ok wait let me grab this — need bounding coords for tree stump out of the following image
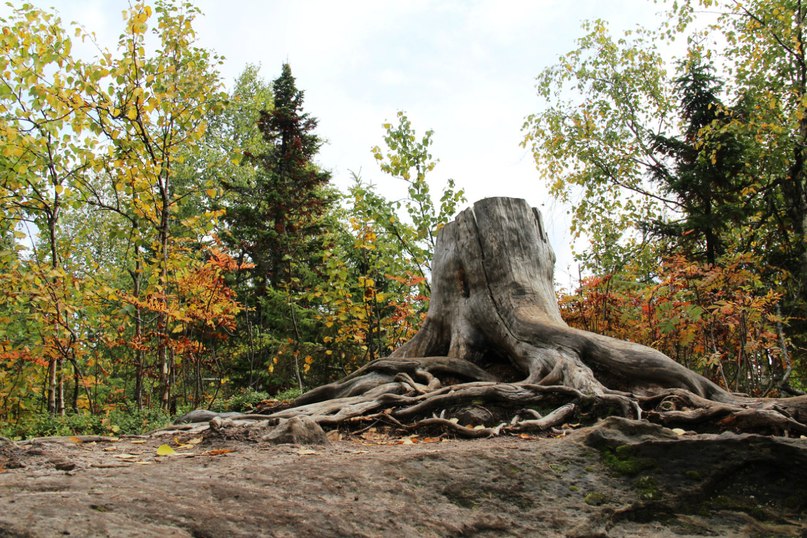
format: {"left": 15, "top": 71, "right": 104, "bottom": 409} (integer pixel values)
{"left": 264, "top": 198, "right": 807, "bottom": 436}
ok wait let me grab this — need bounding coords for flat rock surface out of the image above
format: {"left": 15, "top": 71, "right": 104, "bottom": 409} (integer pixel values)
{"left": 1, "top": 419, "right": 805, "bottom": 537}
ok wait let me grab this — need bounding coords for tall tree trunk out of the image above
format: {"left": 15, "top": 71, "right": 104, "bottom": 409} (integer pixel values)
{"left": 47, "top": 203, "right": 65, "bottom": 415}
{"left": 46, "top": 357, "right": 57, "bottom": 415}
{"left": 56, "top": 360, "right": 64, "bottom": 416}
{"left": 156, "top": 157, "right": 172, "bottom": 412}
{"left": 131, "top": 256, "right": 145, "bottom": 410}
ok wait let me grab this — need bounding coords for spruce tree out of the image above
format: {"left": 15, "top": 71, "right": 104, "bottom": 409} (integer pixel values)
{"left": 218, "top": 64, "right": 334, "bottom": 390}
{"left": 648, "top": 57, "right": 748, "bottom": 264}
{"left": 223, "top": 63, "right": 333, "bottom": 300}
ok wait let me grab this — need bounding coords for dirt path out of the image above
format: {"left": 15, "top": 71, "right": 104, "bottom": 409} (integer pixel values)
{"left": 1, "top": 419, "right": 805, "bottom": 537}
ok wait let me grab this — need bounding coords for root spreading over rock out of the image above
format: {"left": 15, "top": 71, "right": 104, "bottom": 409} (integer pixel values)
{"left": 178, "top": 198, "right": 807, "bottom": 439}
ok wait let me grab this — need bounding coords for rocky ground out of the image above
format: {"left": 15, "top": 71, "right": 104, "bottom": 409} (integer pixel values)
{"left": 0, "top": 417, "right": 805, "bottom": 537}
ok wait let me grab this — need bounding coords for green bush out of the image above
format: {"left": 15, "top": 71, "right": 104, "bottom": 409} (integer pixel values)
{"left": 275, "top": 387, "right": 302, "bottom": 401}
{"left": 0, "top": 388, "right": 308, "bottom": 440}
{"left": 106, "top": 408, "right": 173, "bottom": 435}
{"left": 0, "top": 408, "right": 174, "bottom": 440}
{"left": 210, "top": 389, "right": 271, "bottom": 412}
{"left": 0, "top": 412, "right": 102, "bottom": 439}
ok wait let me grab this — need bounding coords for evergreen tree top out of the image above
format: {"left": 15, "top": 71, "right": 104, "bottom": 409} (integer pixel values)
{"left": 272, "top": 63, "right": 304, "bottom": 115}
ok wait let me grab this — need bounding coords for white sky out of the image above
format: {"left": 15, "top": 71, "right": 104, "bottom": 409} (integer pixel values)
{"left": 7, "top": 0, "right": 663, "bottom": 289}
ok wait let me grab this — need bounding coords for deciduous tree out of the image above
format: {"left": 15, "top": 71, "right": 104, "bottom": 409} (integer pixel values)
{"left": 522, "top": 2, "right": 806, "bottom": 387}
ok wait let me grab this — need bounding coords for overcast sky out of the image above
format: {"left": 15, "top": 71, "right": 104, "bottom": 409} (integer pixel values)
{"left": 9, "top": 0, "right": 662, "bottom": 288}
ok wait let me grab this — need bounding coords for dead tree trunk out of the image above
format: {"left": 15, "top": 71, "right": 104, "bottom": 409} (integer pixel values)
{"left": 258, "top": 198, "right": 807, "bottom": 436}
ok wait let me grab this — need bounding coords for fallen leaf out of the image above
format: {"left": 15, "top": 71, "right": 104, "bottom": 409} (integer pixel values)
{"left": 103, "top": 446, "right": 117, "bottom": 452}
{"left": 671, "top": 428, "right": 687, "bottom": 436}
{"left": 297, "top": 448, "right": 317, "bottom": 455}
{"left": 206, "top": 449, "right": 235, "bottom": 456}
{"left": 359, "top": 428, "right": 390, "bottom": 444}
{"left": 130, "top": 440, "right": 147, "bottom": 445}
{"left": 134, "top": 461, "right": 154, "bottom": 465}
{"left": 68, "top": 436, "right": 83, "bottom": 444}
{"left": 113, "top": 453, "right": 140, "bottom": 461}
{"left": 156, "top": 444, "right": 177, "bottom": 456}
{"left": 172, "top": 436, "right": 200, "bottom": 448}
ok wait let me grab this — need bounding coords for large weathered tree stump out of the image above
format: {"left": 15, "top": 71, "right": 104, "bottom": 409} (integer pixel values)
{"left": 225, "top": 198, "right": 807, "bottom": 437}
{"left": 390, "top": 197, "right": 725, "bottom": 398}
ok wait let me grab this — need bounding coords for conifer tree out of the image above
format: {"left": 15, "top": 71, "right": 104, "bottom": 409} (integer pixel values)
{"left": 218, "top": 64, "right": 335, "bottom": 391}
{"left": 648, "top": 56, "right": 749, "bottom": 265}
{"left": 223, "top": 63, "right": 333, "bottom": 301}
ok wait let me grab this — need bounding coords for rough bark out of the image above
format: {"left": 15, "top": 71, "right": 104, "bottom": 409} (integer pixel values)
{"left": 201, "top": 198, "right": 807, "bottom": 437}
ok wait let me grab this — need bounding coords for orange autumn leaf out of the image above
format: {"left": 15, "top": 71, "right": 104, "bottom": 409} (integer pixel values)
{"left": 206, "top": 449, "right": 235, "bottom": 456}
